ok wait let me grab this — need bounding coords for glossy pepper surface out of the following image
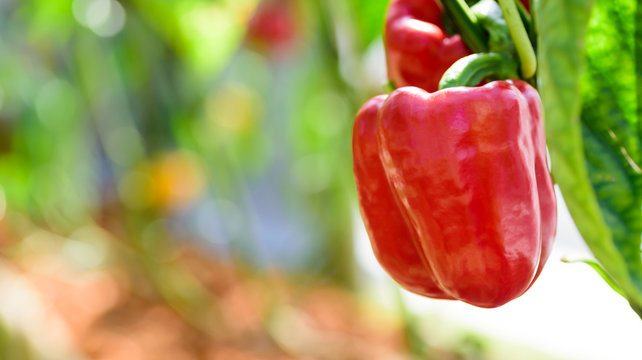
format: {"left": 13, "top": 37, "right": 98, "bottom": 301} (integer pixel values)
{"left": 352, "top": 81, "right": 556, "bottom": 308}
{"left": 384, "top": 0, "right": 470, "bottom": 92}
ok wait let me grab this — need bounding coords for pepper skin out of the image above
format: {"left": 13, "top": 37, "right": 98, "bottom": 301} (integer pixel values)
{"left": 353, "top": 96, "right": 453, "bottom": 299}
{"left": 353, "top": 81, "right": 556, "bottom": 308}
{"left": 384, "top": 0, "right": 470, "bottom": 92}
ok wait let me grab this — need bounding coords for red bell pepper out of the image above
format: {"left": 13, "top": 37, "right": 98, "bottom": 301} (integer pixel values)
{"left": 246, "top": 0, "right": 297, "bottom": 56}
{"left": 353, "top": 95, "right": 453, "bottom": 299}
{"left": 384, "top": 0, "right": 532, "bottom": 92}
{"left": 384, "top": 0, "right": 470, "bottom": 92}
{"left": 352, "top": 80, "right": 556, "bottom": 308}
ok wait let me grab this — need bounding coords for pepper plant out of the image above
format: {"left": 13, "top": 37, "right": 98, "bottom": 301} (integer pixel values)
{"left": 353, "top": 0, "right": 642, "bottom": 317}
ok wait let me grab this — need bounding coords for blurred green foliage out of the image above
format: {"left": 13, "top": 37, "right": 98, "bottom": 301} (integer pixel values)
{"left": 0, "top": 0, "right": 390, "bottom": 355}
{"left": 0, "top": 322, "right": 36, "bottom": 360}
{"left": 0, "top": 0, "right": 393, "bottom": 287}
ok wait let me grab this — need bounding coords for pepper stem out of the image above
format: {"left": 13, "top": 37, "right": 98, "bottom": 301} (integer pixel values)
{"left": 438, "top": 53, "right": 519, "bottom": 89}
{"left": 497, "top": 0, "right": 537, "bottom": 78}
{"left": 441, "top": 0, "right": 489, "bottom": 53}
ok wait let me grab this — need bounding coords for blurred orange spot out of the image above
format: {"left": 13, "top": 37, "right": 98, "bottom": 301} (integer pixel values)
{"left": 85, "top": 331, "right": 146, "bottom": 360}
{"left": 221, "top": 281, "right": 263, "bottom": 334}
{"left": 148, "top": 151, "right": 206, "bottom": 212}
{"left": 27, "top": 269, "right": 123, "bottom": 337}
{"left": 137, "top": 306, "right": 184, "bottom": 346}
{"left": 207, "top": 348, "right": 261, "bottom": 360}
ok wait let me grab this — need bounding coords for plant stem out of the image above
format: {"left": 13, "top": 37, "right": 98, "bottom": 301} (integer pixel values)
{"left": 497, "top": 0, "right": 537, "bottom": 78}
{"left": 441, "top": 0, "right": 488, "bottom": 53}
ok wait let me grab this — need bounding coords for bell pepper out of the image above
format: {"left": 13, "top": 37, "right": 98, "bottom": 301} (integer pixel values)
{"left": 246, "top": 0, "right": 298, "bottom": 56}
{"left": 384, "top": 0, "right": 470, "bottom": 92}
{"left": 352, "top": 80, "right": 556, "bottom": 308}
{"left": 384, "top": 0, "right": 533, "bottom": 92}
{"left": 353, "top": 95, "right": 454, "bottom": 299}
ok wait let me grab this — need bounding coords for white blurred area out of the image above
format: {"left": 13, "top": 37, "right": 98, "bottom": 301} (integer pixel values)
{"left": 354, "top": 187, "right": 642, "bottom": 360}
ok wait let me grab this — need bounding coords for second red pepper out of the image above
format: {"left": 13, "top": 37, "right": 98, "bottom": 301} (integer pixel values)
{"left": 384, "top": 0, "right": 470, "bottom": 92}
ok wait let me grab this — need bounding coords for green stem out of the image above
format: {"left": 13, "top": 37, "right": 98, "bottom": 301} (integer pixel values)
{"left": 497, "top": 0, "right": 537, "bottom": 78}
{"left": 439, "top": 53, "right": 519, "bottom": 89}
{"left": 441, "top": 0, "right": 489, "bottom": 53}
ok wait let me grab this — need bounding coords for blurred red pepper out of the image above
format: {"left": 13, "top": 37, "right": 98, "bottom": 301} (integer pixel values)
{"left": 520, "top": 0, "right": 530, "bottom": 11}
{"left": 384, "top": 0, "right": 470, "bottom": 92}
{"left": 353, "top": 81, "right": 556, "bottom": 308}
{"left": 246, "top": 0, "right": 298, "bottom": 56}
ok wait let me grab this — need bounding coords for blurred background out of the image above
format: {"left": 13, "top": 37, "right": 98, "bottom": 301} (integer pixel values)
{"left": 0, "top": 0, "right": 641, "bottom": 359}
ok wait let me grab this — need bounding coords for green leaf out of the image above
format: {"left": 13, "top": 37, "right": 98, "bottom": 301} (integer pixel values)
{"left": 562, "top": 258, "right": 625, "bottom": 297}
{"left": 534, "top": 0, "right": 607, "bottom": 280}
{"left": 580, "top": 0, "right": 642, "bottom": 305}
{"left": 536, "top": 0, "right": 642, "bottom": 316}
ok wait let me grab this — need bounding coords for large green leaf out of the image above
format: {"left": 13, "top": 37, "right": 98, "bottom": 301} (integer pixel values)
{"left": 536, "top": 0, "right": 642, "bottom": 316}
{"left": 581, "top": 0, "right": 642, "bottom": 307}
